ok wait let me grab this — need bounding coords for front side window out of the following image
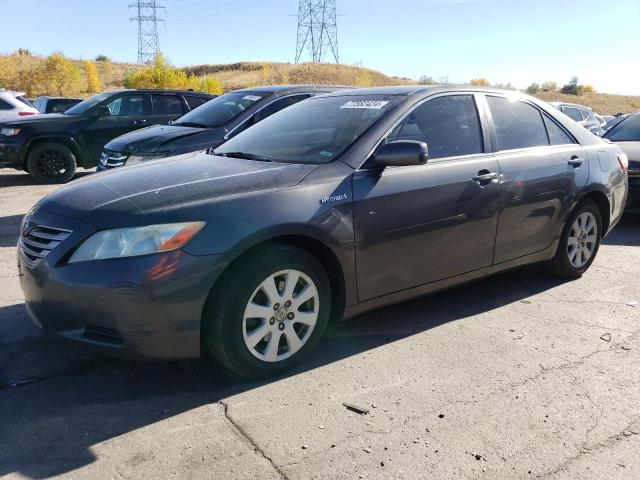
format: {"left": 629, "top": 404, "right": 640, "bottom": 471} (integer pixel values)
{"left": 185, "top": 95, "right": 209, "bottom": 109}
{"left": 106, "top": 94, "right": 146, "bottom": 116}
{"left": 562, "top": 106, "right": 583, "bottom": 122}
{"left": 65, "top": 93, "right": 110, "bottom": 115}
{"left": 215, "top": 95, "right": 398, "bottom": 164}
{"left": 256, "top": 94, "right": 311, "bottom": 120}
{"left": 152, "top": 94, "right": 184, "bottom": 115}
{"left": 487, "top": 96, "right": 548, "bottom": 150}
{"left": 605, "top": 114, "right": 640, "bottom": 142}
{"left": 386, "top": 95, "right": 483, "bottom": 159}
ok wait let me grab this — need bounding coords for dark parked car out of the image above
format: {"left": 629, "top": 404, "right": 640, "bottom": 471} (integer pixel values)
{"left": 550, "top": 102, "right": 604, "bottom": 136}
{"left": 0, "top": 89, "right": 215, "bottom": 183}
{"left": 33, "top": 96, "right": 83, "bottom": 114}
{"left": 603, "top": 112, "right": 640, "bottom": 209}
{"left": 98, "top": 85, "right": 347, "bottom": 170}
{"left": 19, "top": 86, "right": 627, "bottom": 379}
{"left": 603, "top": 114, "right": 629, "bottom": 134}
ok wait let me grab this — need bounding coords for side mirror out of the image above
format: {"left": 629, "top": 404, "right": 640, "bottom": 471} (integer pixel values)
{"left": 91, "top": 106, "right": 111, "bottom": 118}
{"left": 372, "top": 140, "right": 429, "bottom": 168}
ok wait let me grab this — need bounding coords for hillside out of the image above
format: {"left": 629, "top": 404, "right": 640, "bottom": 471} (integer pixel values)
{"left": 1, "top": 53, "right": 638, "bottom": 115}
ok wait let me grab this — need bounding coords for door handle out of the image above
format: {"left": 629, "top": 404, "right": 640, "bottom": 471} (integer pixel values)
{"left": 568, "top": 156, "right": 584, "bottom": 167}
{"left": 130, "top": 119, "right": 148, "bottom": 126}
{"left": 472, "top": 171, "right": 499, "bottom": 183}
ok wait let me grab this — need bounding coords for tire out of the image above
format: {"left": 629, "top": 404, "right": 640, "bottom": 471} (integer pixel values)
{"left": 203, "top": 244, "right": 332, "bottom": 379}
{"left": 26, "top": 142, "right": 77, "bottom": 184}
{"left": 550, "top": 200, "right": 603, "bottom": 278}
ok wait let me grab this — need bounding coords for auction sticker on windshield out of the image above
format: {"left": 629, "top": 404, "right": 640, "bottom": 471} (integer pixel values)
{"left": 243, "top": 95, "right": 262, "bottom": 101}
{"left": 340, "top": 100, "right": 389, "bottom": 109}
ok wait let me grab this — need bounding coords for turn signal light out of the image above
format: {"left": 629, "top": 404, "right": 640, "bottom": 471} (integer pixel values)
{"left": 18, "top": 111, "right": 37, "bottom": 116}
{"left": 616, "top": 153, "right": 628, "bottom": 172}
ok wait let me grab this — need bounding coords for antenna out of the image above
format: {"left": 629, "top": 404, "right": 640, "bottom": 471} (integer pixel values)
{"left": 295, "top": 0, "right": 339, "bottom": 64}
{"left": 129, "top": 1, "right": 165, "bottom": 64}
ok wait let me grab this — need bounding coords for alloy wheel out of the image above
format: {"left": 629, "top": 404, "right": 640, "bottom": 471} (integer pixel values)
{"left": 242, "top": 269, "right": 319, "bottom": 362}
{"left": 567, "top": 212, "right": 597, "bottom": 268}
{"left": 34, "top": 147, "right": 70, "bottom": 180}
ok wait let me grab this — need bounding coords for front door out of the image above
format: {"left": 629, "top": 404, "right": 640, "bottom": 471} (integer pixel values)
{"left": 353, "top": 94, "right": 501, "bottom": 301}
{"left": 484, "top": 95, "right": 589, "bottom": 263}
{"left": 83, "top": 93, "right": 150, "bottom": 164}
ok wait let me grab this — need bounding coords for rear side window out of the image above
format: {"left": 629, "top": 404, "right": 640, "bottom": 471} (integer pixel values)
{"left": 387, "top": 95, "right": 483, "bottom": 159}
{"left": 562, "top": 106, "right": 583, "bottom": 122}
{"left": 543, "top": 116, "right": 575, "bottom": 145}
{"left": 185, "top": 96, "right": 209, "bottom": 110}
{"left": 47, "top": 99, "right": 78, "bottom": 113}
{"left": 579, "top": 108, "right": 591, "bottom": 121}
{"left": 152, "top": 94, "right": 185, "bottom": 115}
{"left": 0, "top": 99, "right": 14, "bottom": 110}
{"left": 487, "top": 96, "right": 548, "bottom": 150}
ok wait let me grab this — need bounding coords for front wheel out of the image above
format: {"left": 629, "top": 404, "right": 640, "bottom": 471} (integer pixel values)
{"left": 550, "top": 200, "right": 602, "bottom": 278}
{"left": 26, "top": 142, "right": 77, "bottom": 184}
{"left": 203, "top": 245, "right": 331, "bottom": 379}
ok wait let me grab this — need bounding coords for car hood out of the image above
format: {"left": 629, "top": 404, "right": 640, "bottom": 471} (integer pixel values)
{"left": 105, "top": 124, "right": 225, "bottom": 154}
{"left": 40, "top": 152, "right": 317, "bottom": 228}
{"left": 4, "top": 113, "right": 71, "bottom": 126}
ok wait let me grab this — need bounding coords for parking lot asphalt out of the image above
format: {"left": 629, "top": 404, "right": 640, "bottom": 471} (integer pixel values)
{"left": 0, "top": 168, "right": 638, "bottom": 480}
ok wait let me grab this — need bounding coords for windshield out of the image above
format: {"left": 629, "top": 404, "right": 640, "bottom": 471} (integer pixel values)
{"left": 65, "top": 93, "right": 111, "bottom": 115}
{"left": 214, "top": 95, "right": 398, "bottom": 164}
{"left": 173, "top": 91, "right": 269, "bottom": 128}
{"left": 605, "top": 114, "right": 640, "bottom": 142}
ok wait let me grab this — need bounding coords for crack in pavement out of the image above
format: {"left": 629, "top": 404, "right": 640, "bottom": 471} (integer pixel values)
{"left": 535, "top": 417, "right": 640, "bottom": 478}
{"left": 220, "top": 400, "right": 290, "bottom": 480}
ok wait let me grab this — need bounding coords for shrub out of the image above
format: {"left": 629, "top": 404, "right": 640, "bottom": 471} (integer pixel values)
{"left": 540, "top": 81, "right": 557, "bottom": 92}
{"left": 582, "top": 84, "right": 595, "bottom": 94}
{"left": 418, "top": 75, "right": 437, "bottom": 85}
{"left": 83, "top": 60, "right": 102, "bottom": 93}
{"left": 526, "top": 82, "right": 540, "bottom": 94}
{"left": 561, "top": 76, "right": 581, "bottom": 95}
{"left": 95, "top": 55, "right": 110, "bottom": 62}
{"left": 470, "top": 78, "right": 490, "bottom": 86}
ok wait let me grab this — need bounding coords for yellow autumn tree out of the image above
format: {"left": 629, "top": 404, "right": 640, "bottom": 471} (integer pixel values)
{"left": 40, "top": 54, "right": 82, "bottom": 96}
{"left": 83, "top": 60, "right": 102, "bottom": 93}
{"left": 470, "top": 78, "right": 491, "bottom": 86}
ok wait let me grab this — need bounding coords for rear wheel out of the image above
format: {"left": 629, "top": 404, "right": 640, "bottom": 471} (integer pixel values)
{"left": 550, "top": 200, "right": 602, "bottom": 278}
{"left": 202, "top": 244, "right": 331, "bottom": 379}
{"left": 26, "top": 142, "right": 77, "bottom": 184}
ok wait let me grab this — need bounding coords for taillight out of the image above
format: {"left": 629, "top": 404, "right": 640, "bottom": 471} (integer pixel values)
{"left": 617, "top": 153, "right": 628, "bottom": 172}
{"left": 18, "top": 111, "right": 37, "bottom": 116}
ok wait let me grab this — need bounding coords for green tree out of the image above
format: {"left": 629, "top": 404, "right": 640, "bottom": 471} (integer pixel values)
{"left": 526, "top": 82, "right": 540, "bottom": 94}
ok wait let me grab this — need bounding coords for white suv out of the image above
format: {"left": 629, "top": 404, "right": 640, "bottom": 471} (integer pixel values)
{"left": 0, "top": 89, "right": 39, "bottom": 122}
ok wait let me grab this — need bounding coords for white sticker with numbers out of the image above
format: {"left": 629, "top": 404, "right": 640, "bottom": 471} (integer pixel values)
{"left": 340, "top": 100, "right": 389, "bottom": 109}
{"left": 243, "top": 95, "right": 262, "bottom": 101}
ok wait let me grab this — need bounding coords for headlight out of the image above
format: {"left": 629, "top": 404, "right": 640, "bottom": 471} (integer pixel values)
{"left": 0, "top": 128, "right": 21, "bottom": 136}
{"left": 68, "top": 222, "right": 205, "bottom": 263}
{"left": 126, "top": 153, "right": 167, "bottom": 166}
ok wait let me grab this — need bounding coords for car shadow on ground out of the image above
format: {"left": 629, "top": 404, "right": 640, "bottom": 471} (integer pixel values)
{"left": 0, "top": 214, "right": 24, "bottom": 247}
{"left": 1, "top": 216, "right": 636, "bottom": 478}
{"left": 0, "top": 170, "right": 94, "bottom": 188}
{"left": 0, "top": 261, "right": 568, "bottom": 479}
{"left": 602, "top": 211, "right": 639, "bottom": 246}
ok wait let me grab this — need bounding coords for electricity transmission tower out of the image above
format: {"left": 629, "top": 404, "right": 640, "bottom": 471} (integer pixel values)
{"left": 295, "top": 0, "right": 339, "bottom": 64}
{"left": 129, "top": 1, "right": 164, "bottom": 64}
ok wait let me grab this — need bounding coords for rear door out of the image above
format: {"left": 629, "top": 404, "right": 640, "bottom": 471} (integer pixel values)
{"left": 150, "top": 93, "right": 187, "bottom": 125}
{"left": 353, "top": 93, "right": 501, "bottom": 301}
{"left": 484, "top": 94, "right": 589, "bottom": 263}
{"left": 81, "top": 92, "right": 151, "bottom": 165}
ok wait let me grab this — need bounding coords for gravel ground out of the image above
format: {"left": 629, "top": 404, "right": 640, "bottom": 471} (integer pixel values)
{"left": 0, "top": 169, "right": 638, "bottom": 479}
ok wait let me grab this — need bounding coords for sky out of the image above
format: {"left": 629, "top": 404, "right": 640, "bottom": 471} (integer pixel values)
{"left": 1, "top": 0, "right": 639, "bottom": 95}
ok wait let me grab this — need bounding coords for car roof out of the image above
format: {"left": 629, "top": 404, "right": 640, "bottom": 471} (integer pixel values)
{"left": 36, "top": 96, "right": 83, "bottom": 100}
{"left": 549, "top": 101, "right": 592, "bottom": 110}
{"left": 100, "top": 89, "right": 216, "bottom": 96}
{"left": 232, "top": 84, "right": 351, "bottom": 94}
{"left": 320, "top": 85, "right": 534, "bottom": 97}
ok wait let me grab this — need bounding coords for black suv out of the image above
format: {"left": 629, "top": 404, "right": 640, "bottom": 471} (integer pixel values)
{"left": 99, "top": 85, "right": 347, "bottom": 170}
{"left": 0, "top": 89, "right": 215, "bottom": 183}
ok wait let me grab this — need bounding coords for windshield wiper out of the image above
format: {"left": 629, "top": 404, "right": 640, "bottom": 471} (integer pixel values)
{"left": 215, "top": 151, "right": 272, "bottom": 162}
{"left": 173, "top": 121, "right": 209, "bottom": 128}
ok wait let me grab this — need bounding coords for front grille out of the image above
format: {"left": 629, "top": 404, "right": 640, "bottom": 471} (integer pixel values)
{"left": 19, "top": 225, "right": 72, "bottom": 268}
{"left": 83, "top": 325, "right": 124, "bottom": 345}
{"left": 100, "top": 150, "right": 128, "bottom": 168}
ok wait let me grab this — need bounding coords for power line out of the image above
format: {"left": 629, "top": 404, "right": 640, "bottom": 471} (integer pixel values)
{"left": 295, "top": 0, "right": 339, "bottom": 64}
{"left": 129, "top": 1, "right": 165, "bottom": 64}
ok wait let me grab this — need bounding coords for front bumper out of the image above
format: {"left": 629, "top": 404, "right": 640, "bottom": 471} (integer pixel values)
{"left": 18, "top": 209, "right": 226, "bottom": 359}
{"left": 0, "top": 137, "right": 26, "bottom": 168}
